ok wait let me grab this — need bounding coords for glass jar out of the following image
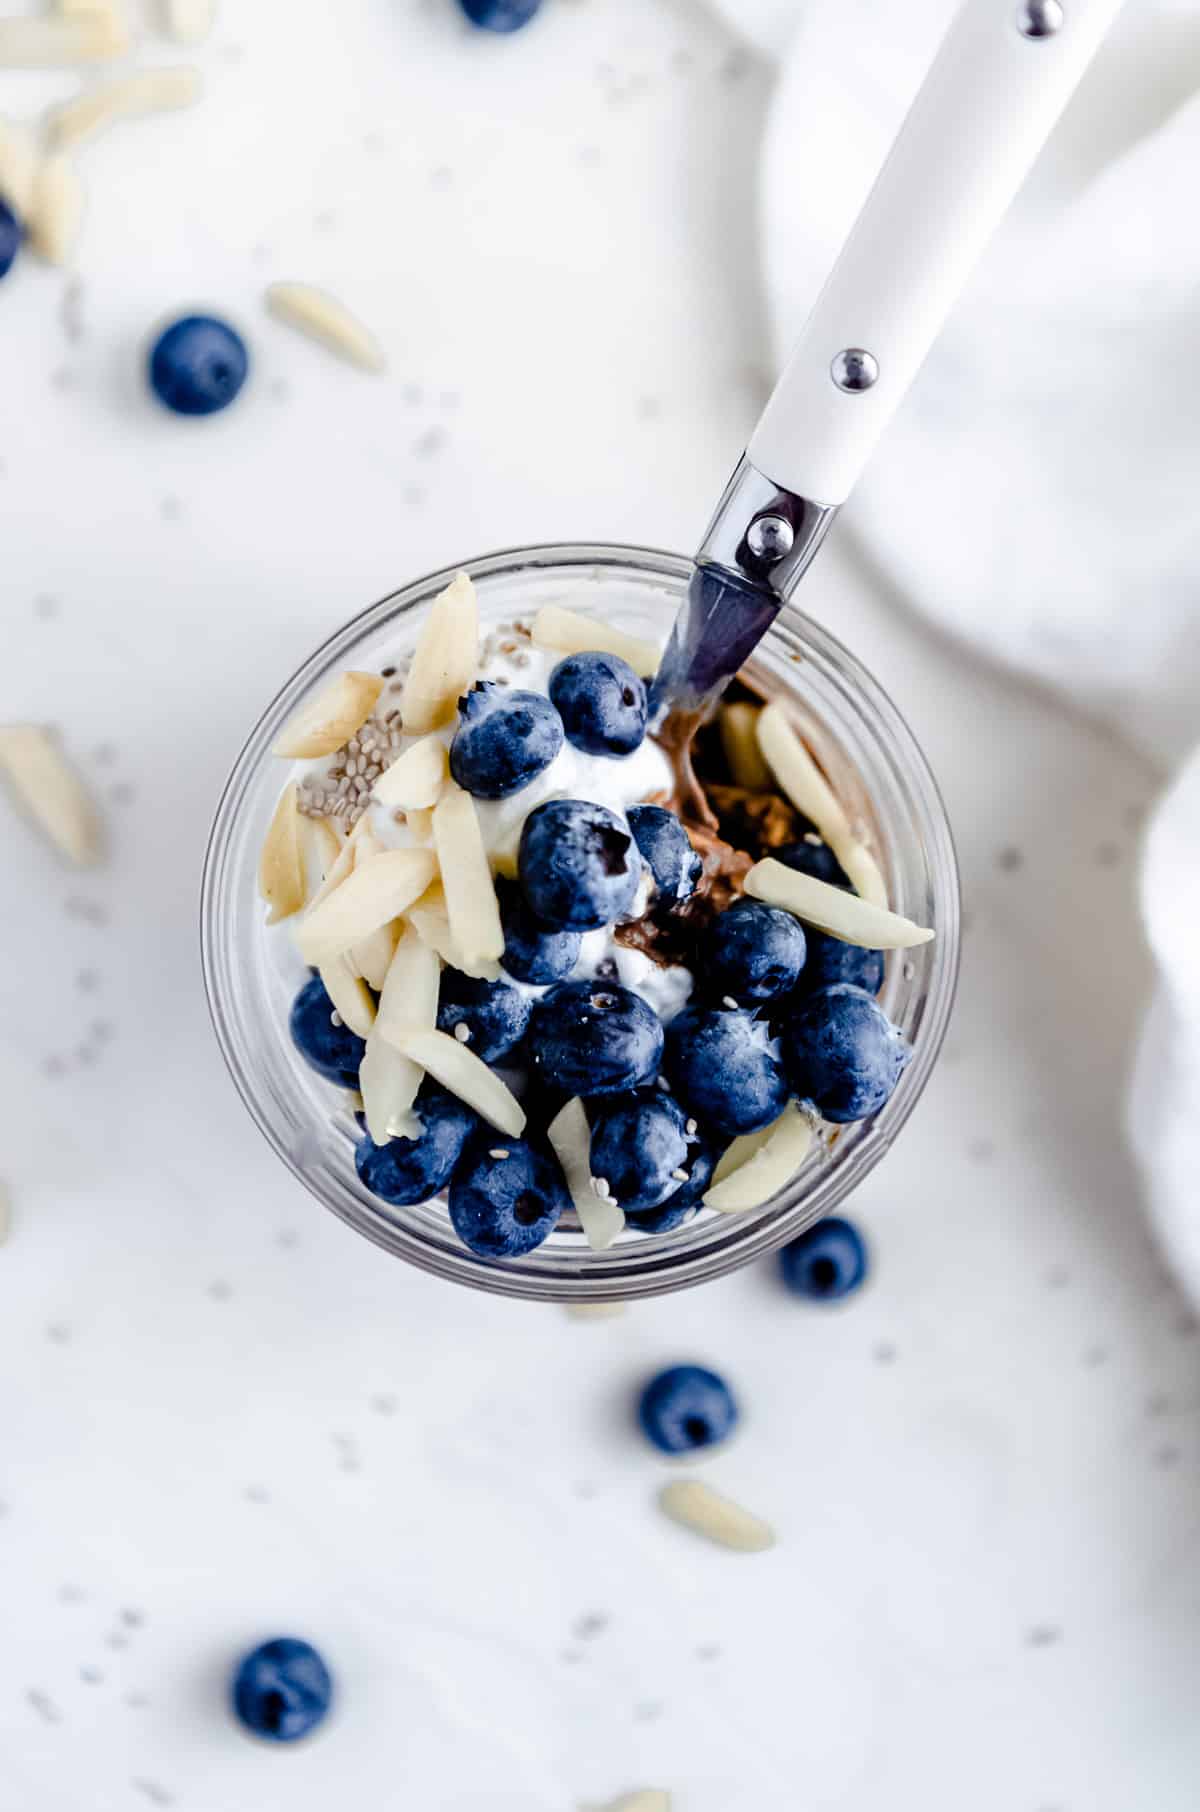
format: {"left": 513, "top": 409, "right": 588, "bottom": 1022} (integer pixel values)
{"left": 201, "top": 544, "right": 960, "bottom": 1302}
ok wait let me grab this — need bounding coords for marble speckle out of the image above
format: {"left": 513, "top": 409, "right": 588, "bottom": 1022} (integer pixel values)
{"left": 120, "top": 1609, "right": 145, "bottom": 1629}
{"left": 132, "top": 1779, "right": 174, "bottom": 1807}
{"left": 1026, "top": 1625, "right": 1062, "bottom": 1648}
{"left": 26, "top": 1688, "right": 62, "bottom": 1723}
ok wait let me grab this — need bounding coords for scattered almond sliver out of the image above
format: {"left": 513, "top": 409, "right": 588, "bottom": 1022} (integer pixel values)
{"left": 318, "top": 954, "right": 376, "bottom": 1040}
{"left": 48, "top": 67, "right": 202, "bottom": 149}
{"left": 710, "top": 1119, "right": 775, "bottom": 1187}
{"left": 745, "top": 857, "right": 933, "bottom": 950}
{"left": 303, "top": 812, "right": 368, "bottom": 913}
{"left": 258, "top": 782, "right": 305, "bottom": 924}
{"left": 756, "top": 702, "right": 888, "bottom": 908}
{"left": 704, "top": 1102, "right": 813, "bottom": 1213}
{"left": 547, "top": 1098, "right": 624, "bottom": 1251}
{"left": 400, "top": 573, "right": 479, "bottom": 735}
{"left": 301, "top": 813, "right": 343, "bottom": 901}
{"left": 266, "top": 282, "right": 386, "bottom": 374}
{"left": 657, "top": 1479, "right": 775, "bottom": 1553}
{"left": 27, "top": 153, "right": 84, "bottom": 265}
{"left": 566, "top": 1302, "right": 627, "bottom": 1321}
{"left": 718, "top": 702, "right": 772, "bottom": 790}
{"left": 432, "top": 784, "right": 505, "bottom": 969}
{"left": 348, "top": 919, "right": 399, "bottom": 991}
{"left": 0, "top": 14, "right": 126, "bottom": 65}
{"left": 409, "top": 880, "right": 501, "bottom": 982}
{"left": 273, "top": 670, "right": 384, "bottom": 759}
{"left": 161, "top": 0, "right": 214, "bottom": 44}
{"left": 0, "top": 119, "right": 38, "bottom": 216}
{"left": 400, "top": 1028, "right": 525, "bottom": 1138}
{"left": 295, "top": 848, "right": 436, "bottom": 964}
{"left": 599, "top": 1793, "right": 672, "bottom": 1812}
{"left": 371, "top": 734, "right": 448, "bottom": 811}
{"left": 0, "top": 724, "right": 102, "bottom": 865}
{"left": 358, "top": 1037, "right": 423, "bottom": 1145}
{"left": 374, "top": 924, "right": 440, "bottom": 1050}
{"left": 530, "top": 604, "right": 659, "bottom": 678}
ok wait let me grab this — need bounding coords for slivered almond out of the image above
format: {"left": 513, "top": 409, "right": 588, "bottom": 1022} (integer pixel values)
{"left": 0, "top": 725, "right": 101, "bottom": 865}
{"left": 28, "top": 154, "right": 83, "bottom": 264}
{"left": 318, "top": 954, "right": 376, "bottom": 1040}
{"left": 273, "top": 670, "right": 383, "bottom": 759}
{"left": 162, "top": 0, "right": 214, "bottom": 44}
{"left": 301, "top": 814, "right": 343, "bottom": 900}
{"left": 400, "top": 573, "right": 479, "bottom": 734}
{"left": 704, "top": 1102, "right": 813, "bottom": 1213}
{"left": 406, "top": 807, "right": 435, "bottom": 843}
{"left": 349, "top": 919, "right": 399, "bottom": 990}
{"left": 657, "top": 1479, "right": 775, "bottom": 1553}
{"left": 258, "top": 782, "right": 305, "bottom": 923}
{"left": 566, "top": 1302, "right": 627, "bottom": 1321}
{"left": 711, "top": 1121, "right": 775, "bottom": 1187}
{"left": 600, "top": 1794, "right": 672, "bottom": 1812}
{"left": 58, "top": 0, "right": 126, "bottom": 22}
{"left": 375, "top": 924, "right": 440, "bottom": 1048}
{"left": 432, "top": 784, "right": 504, "bottom": 968}
{"left": 547, "top": 1098, "right": 624, "bottom": 1251}
{"left": 295, "top": 848, "right": 435, "bottom": 964}
{"left": 304, "top": 814, "right": 368, "bottom": 912}
{"left": 745, "top": 858, "right": 933, "bottom": 950}
{"left": 756, "top": 703, "right": 887, "bottom": 907}
{"left": 530, "top": 603, "right": 659, "bottom": 678}
{"left": 49, "top": 67, "right": 201, "bottom": 148}
{"left": 400, "top": 1029, "right": 525, "bottom": 1137}
{"left": 409, "top": 881, "right": 501, "bottom": 981}
{"left": 0, "top": 15, "right": 126, "bottom": 64}
{"left": 266, "top": 281, "right": 386, "bottom": 373}
{"left": 718, "top": 703, "right": 771, "bottom": 790}
{"left": 0, "top": 119, "right": 38, "bottom": 216}
{"left": 371, "top": 734, "right": 448, "bottom": 811}
{"left": 358, "top": 1038, "right": 422, "bottom": 1144}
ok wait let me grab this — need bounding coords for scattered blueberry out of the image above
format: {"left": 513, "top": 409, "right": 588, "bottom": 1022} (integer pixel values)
{"left": 449, "top": 681, "right": 563, "bottom": 799}
{"left": 776, "top": 837, "right": 850, "bottom": 890}
{"left": 779, "top": 1216, "right": 868, "bottom": 1301}
{"left": 497, "top": 878, "right": 581, "bottom": 984}
{"left": 518, "top": 799, "right": 642, "bottom": 930}
{"left": 549, "top": 652, "right": 647, "bottom": 758}
{"left": 148, "top": 313, "right": 248, "bottom": 416}
{"left": 589, "top": 1092, "right": 691, "bottom": 1213}
{"left": 627, "top": 805, "right": 702, "bottom": 908}
{"left": 623, "top": 1138, "right": 717, "bottom": 1233}
{"left": 448, "top": 1136, "right": 569, "bottom": 1256}
{"left": 782, "top": 984, "right": 909, "bottom": 1123}
{"left": 796, "top": 929, "right": 885, "bottom": 998}
{"left": 289, "top": 975, "right": 365, "bottom": 1088}
{"left": 355, "top": 1083, "right": 477, "bottom": 1205}
{"left": 665, "top": 1006, "right": 788, "bottom": 1136}
{"left": 529, "top": 979, "right": 663, "bottom": 1098}
{"left": 637, "top": 1364, "right": 739, "bottom": 1456}
{"left": 701, "top": 899, "right": 806, "bottom": 1004}
{"left": 231, "top": 1637, "right": 333, "bottom": 1743}
{"left": 0, "top": 199, "right": 21, "bottom": 282}
{"left": 457, "top": 0, "right": 542, "bottom": 29}
{"left": 436, "top": 968, "right": 531, "bottom": 1062}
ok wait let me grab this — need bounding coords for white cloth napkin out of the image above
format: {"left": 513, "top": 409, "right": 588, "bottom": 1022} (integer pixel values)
{"left": 709, "top": 0, "right": 1200, "bottom": 1293}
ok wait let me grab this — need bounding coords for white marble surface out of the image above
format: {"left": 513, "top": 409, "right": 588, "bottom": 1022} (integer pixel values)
{"left": 2, "top": 3, "right": 1198, "bottom": 1808}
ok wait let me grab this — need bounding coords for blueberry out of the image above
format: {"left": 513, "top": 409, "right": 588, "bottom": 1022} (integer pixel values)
{"left": 589, "top": 1092, "right": 690, "bottom": 1213}
{"left": 777, "top": 837, "right": 850, "bottom": 890}
{"left": 231, "top": 1637, "right": 332, "bottom": 1742}
{"left": 0, "top": 199, "right": 21, "bottom": 281}
{"left": 665, "top": 1006, "right": 788, "bottom": 1136}
{"left": 624, "top": 1139, "right": 717, "bottom": 1233}
{"left": 781, "top": 983, "right": 909, "bottom": 1123}
{"left": 548, "top": 652, "right": 647, "bottom": 758}
{"left": 797, "top": 929, "right": 885, "bottom": 998}
{"left": 627, "top": 805, "right": 701, "bottom": 908}
{"left": 497, "top": 878, "right": 581, "bottom": 985}
{"left": 436, "top": 968, "right": 531, "bottom": 1062}
{"left": 289, "top": 975, "right": 366, "bottom": 1088}
{"left": 354, "top": 1083, "right": 477, "bottom": 1205}
{"left": 529, "top": 979, "right": 663, "bottom": 1098}
{"left": 518, "top": 799, "right": 642, "bottom": 931}
{"left": 702, "top": 899, "right": 806, "bottom": 1004}
{"left": 448, "top": 1136, "right": 569, "bottom": 1256}
{"left": 148, "top": 313, "right": 248, "bottom": 416}
{"left": 449, "top": 681, "right": 563, "bottom": 799}
{"left": 779, "top": 1216, "right": 868, "bottom": 1301}
{"left": 637, "top": 1364, "right": 738, "bottom": 1456}
{"left": 457, "top": 0, "right": 542, "bottom": 29}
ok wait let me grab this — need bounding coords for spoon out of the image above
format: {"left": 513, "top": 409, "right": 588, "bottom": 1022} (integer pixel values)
{"left": 653, "top": 0, "right": 1125, "bottom": 718}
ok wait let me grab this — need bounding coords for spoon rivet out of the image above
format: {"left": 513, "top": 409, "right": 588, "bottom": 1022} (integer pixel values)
{"left": 746, "top": 514, "right": 795, "bottom": 564}
{"left": 830, "top": 348, "right": 879, "bottom": 393}
{"left": 1016, "top": 0, "right": 1064, "bottom": 38}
